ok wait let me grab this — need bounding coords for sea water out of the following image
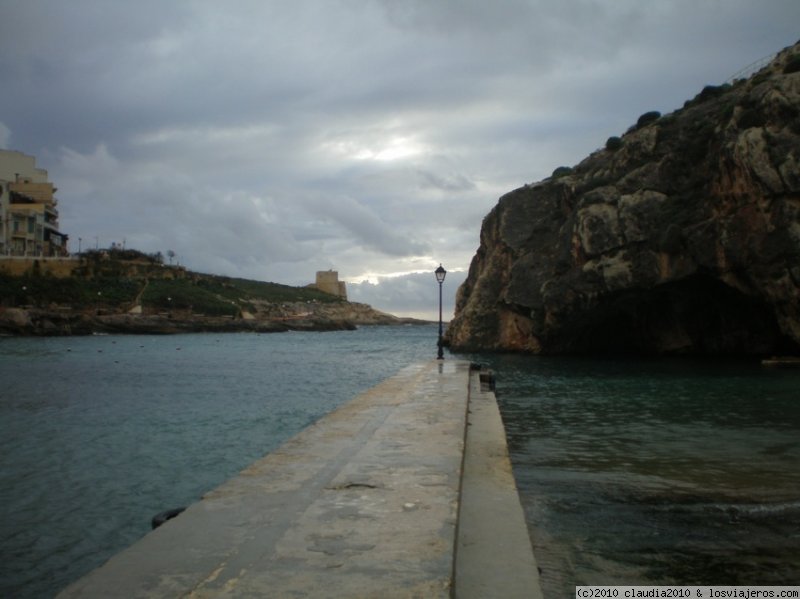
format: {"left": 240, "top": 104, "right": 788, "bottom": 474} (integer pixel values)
{"left": 2, "top": 329, "right": 799, "bottom": 597}
{"left": 0, "top": 326, "right": 438, "bottom": 598}
{"left": 467, "top": 353, "right": 800, "bottom": 596}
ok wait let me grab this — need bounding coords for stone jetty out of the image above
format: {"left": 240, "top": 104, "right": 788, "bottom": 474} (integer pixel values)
{"left": 58, "top": 360, "right": 541, "bottom": 598}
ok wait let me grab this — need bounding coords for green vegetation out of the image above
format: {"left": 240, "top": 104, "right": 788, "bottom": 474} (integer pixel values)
{"left": 750, "top": 71, "right": 771, "bottom": 87}
{"left": 676, "top": 83, "right": 735, "bottom": 113}
{"left": 80, "top": 248, "right": 164, "bottom": 264}
{"left": 141, "top": 279, "right": 239, "bottom": 316}
{"left": 214, "top": 276, "right": 342, "bottom": 304}
{"left": 605, "top": 136, "right": 623, "bottom": 151}
{"left": 695, "top": 84, "right": 731, "bottom": 104}
{"left": 141, "top": 276, "right": 342, "bottom": 316}
{"left": 0, "top": 274, "right": 140, "bottom": 308}
{"left": 1, "top": 270, "right": 344, "bottom": 316}
{"left": 636, "top": 111, "right": 661, "bottom": 128}
{"left": 784, "top": 54, "right": 800, "bottom": 74}
{"left": 551, "top": 166, "right": 574, "bottom": 178}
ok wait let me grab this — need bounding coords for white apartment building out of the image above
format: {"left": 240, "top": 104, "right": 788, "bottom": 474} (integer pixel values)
{"left": 0, "top": 150, "right": 68, "bottom": 256}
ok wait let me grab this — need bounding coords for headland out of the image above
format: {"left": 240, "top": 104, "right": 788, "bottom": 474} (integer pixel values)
{"left": 0, "top": 250, "right": 426, "bottom": 336}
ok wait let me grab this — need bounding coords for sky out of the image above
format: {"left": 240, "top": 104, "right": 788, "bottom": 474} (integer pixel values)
{"left": 1, "top": 1, "right": 797, "bottom": 320}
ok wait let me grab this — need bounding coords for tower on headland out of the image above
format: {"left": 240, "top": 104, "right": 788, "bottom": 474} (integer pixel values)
{"left": 312, "top": 270, "right": 347, "bottom": 300}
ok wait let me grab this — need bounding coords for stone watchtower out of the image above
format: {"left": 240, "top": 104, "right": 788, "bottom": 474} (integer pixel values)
{"left": 314, "top": 270, "right": 347, "bottom": 300}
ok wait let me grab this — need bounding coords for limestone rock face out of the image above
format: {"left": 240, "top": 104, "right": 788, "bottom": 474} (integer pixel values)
{"left": 447, "top": 42, "right": 800, "bottom": 355}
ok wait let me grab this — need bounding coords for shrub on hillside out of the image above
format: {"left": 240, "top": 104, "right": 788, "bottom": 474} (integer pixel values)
{"left": 784, "top": 55, "right": 800, "bottom": 74}
{"left": 636, "top": 111, "right": 661, "bottom": 128}
{"left": 697, "top": 84, "right": 732, "bottom": 104}
{"left": 142, "top": 279, "right": 239, "bottom": 316}
{"left": 605, "top": 136, "right": 623, "bottom": 151}
{"left": 551, "top": 166, "right": 573, "bottom": 179}
{"left": 0, "top": 274, "right": 139, "bottom": 307}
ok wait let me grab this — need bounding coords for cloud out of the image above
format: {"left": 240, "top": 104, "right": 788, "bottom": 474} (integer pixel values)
{"left": 349, "top": 269, "right": 468, "bottom": 321}
{"left": 302, "top": 194, "right": 430, "bottom": 257}
{"left": 53, "top": 143, "right": 321, "bottom": 275}
{"left": 2, "top": 0, "right": 799, "bottom": 315}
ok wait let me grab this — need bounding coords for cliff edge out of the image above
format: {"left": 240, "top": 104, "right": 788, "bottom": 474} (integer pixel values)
{"left": 447, "top": 42, "right": 800, "bottom": 355}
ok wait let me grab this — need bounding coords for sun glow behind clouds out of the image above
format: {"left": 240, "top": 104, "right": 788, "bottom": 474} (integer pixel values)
{"left": 345, "top": 267, "right": 464, "bottom": 285}
{"left": 346, "top": 268, "right": 468, "bottom": 321}
{"left": 346, "top": 269, "right": 425, "bottom": 285}
{"left": 325, "top": 135, "right": 426, "bottom": 162}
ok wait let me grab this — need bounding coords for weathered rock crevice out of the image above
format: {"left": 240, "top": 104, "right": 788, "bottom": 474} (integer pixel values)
{"left": 447, "top": 41, "right": 800, "bottom": 355}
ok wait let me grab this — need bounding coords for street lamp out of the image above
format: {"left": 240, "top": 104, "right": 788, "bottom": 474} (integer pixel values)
{"left": 435, "top": 264, "right": 446, "bottom": 360}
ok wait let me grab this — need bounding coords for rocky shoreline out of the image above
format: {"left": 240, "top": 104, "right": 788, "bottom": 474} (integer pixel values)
{"left": 0, "top": 302, "right": 428, "bottom": 337}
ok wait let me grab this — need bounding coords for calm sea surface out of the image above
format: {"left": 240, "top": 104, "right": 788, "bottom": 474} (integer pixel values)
{"left": 2, "top": 328, "right": 799, "bottom": 597}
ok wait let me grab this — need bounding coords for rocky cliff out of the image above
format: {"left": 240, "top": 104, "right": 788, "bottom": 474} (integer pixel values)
{"left": 447, "top": 42, "right": 800, "bottom": 355}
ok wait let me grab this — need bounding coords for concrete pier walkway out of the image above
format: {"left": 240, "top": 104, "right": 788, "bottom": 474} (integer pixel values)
{"left": 59, "top": 360, "right": 542, "bottom": 598}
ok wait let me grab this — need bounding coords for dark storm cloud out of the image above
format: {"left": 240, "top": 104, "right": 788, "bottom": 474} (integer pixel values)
{"left": 1, "top": 0, "right": 798, "bottom": 318}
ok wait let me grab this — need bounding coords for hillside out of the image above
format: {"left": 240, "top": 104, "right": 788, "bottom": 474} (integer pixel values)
{"left": 446, "top": 41, "right": 800, "bottom": 355}
{"left": 0, "top": 251, "right": 415, "bottom": 335}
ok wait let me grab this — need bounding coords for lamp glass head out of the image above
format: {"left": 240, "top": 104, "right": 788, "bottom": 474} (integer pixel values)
{"left": 435, "top": 264, "right": 446, "bottom": 284}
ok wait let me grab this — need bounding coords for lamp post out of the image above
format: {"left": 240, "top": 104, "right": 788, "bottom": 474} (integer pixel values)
{"left": 435, "top": 264, "right": 446, "bottom": 360}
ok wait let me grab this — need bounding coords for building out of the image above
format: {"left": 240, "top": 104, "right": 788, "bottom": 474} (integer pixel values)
{"left": 312, "top": 270, "right": 347, "bottom": 299}
{"left": 0, "top": 150, "right": 68, "bottom": 256}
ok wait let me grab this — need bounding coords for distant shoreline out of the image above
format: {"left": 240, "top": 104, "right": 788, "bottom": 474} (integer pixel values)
{"left": 0, "top": 306, "right": 434, "bottom": 337}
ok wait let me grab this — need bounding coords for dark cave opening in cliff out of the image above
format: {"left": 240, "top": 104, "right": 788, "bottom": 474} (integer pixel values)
{"left": 557, "top": 274, "right": 798, "bottom": 356}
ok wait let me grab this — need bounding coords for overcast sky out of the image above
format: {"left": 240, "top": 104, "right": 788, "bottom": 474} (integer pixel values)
{"left": 1, "top": 1, "right": 797, "bottom": 319}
